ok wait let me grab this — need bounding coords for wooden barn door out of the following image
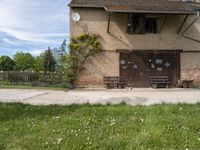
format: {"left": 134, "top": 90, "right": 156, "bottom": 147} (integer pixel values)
{"left": 120, "top": 51, "right": 180, "bottom": 88}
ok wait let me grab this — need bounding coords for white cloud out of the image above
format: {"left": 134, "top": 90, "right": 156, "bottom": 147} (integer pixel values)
{"left": 25, "top": 50, "right": 44, "bottom": 56}
{"left": 0, "top": 0, "right": 70, "bottom": 55}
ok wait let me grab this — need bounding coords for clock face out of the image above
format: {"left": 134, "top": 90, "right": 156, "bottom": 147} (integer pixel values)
{"left": 72, "top": 12, "right": 80, "bottom": 22}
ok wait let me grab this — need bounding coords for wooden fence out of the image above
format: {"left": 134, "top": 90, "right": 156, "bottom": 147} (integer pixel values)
{"left": 0, "top": 71, "right": 65, "bottom": 86}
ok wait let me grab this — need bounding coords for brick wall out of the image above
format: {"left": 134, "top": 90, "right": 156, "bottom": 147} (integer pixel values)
{"left": 74, "top": 51, "right": 119, "bottom": 87}
{"left": 181, "top": 53, "right": 200, "bottom": 87}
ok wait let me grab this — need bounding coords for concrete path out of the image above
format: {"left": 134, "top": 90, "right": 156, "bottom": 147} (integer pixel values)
{"left": 0, "top": 88, "right": 200, "bottom": 106}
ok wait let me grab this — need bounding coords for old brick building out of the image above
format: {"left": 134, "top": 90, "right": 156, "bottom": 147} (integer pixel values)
{"left": 69, "top": 0, "right": 200, "bottom": 88}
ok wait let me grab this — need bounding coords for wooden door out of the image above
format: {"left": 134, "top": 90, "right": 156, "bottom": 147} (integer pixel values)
{"left": 120, "top": 51, "right": 180, "bottom": 87}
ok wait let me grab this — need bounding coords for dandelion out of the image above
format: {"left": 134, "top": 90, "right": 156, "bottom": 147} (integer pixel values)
{"left": 57, "top": 138, "right": 63, "bottom": 144}
{"left": 52, "top": 116, "right": 60, "bottom": 119}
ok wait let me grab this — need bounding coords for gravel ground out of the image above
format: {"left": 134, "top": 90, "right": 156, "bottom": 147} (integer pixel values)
{"left": 0, "top": 88, "right": 200, "bottom": 105}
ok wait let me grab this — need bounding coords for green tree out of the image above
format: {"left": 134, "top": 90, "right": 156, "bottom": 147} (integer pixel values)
{"left": 60, "top": 39, "right": 67, "bottom": 53}
{"left": 0, "top": 56, "right": 15, "bottom": 71}
{"left": 14, "top": 52, "right": 34, "bottom": 71}
{"left": 33, "top": 56, "right": 44, "bottom": 72}
{"left": 43, "top": 47, "right": 56, "bottom": 72}
{"left": 57, "top": 54, "right": 70, "bottom": 73}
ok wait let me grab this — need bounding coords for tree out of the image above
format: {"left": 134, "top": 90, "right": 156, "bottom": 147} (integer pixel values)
{"left": 57, "top": 54, "right": 69, "bottom": 73}
{"left": 33, "top": 56, "right": 44, "bottom": 72}
{"left": 60, "top": 39, "right": 67, "bottom": 53}
{"left": 56, "top": 39, "right": 69, "bottom": 72}
{"left": 0, "top": 56, "right": 15, "bottom": 71}
{"left": 14, "top": 52, "right": 35, "bottom": 71}
{"left": 43, "top": 47, "right": 56, "bottom": 72}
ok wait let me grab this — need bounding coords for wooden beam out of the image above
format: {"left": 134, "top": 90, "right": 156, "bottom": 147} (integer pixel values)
{"left": 116, "top": 49, "right": 183, "bottom": 53}
{"left": 182, "top": 15, "right": 199, "bottom": 36}
{"left": 107, "top": 13, "right": 111, "bottom": 33}
{"left": 183, "top": 35, "right": 200, "bottom": 43}
{"left": 177, "top": 15, "right": 189, "bottom": 34}
{"left": 159, "top": 15, "right": 168, "bottom": 33}
{"left": 182, "top": 50, "right": 200, "bottom": 53}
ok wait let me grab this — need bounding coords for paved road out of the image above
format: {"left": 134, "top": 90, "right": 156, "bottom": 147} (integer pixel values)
{"left": 0, "top": 88, "right": 200, "bottom": 106}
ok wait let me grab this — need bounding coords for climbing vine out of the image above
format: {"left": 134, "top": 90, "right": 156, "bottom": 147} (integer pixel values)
{"left": 67, "top": 34, "right": 102, "bottom": 84}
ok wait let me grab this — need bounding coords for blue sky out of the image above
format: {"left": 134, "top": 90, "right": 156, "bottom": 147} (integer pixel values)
{"left": 0, "top": 0, "right": 70, "bottom": 57}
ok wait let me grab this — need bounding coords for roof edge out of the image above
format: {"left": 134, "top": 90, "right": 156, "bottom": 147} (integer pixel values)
{"left": 69, "top": 3, "right": 103, "bottom": 8}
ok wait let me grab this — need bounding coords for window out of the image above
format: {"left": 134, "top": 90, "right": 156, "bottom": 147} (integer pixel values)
{"left": 127, "top": 14, "right": 157, "bottom": 34}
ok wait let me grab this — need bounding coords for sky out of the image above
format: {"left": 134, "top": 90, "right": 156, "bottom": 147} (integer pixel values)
{"left": 0, "top": 0, "right": 70, "bottom": 57}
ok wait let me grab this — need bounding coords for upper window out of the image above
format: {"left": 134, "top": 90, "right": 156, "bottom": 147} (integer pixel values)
{"left": 127, "top": 14, "right": 158, "bottom": 34}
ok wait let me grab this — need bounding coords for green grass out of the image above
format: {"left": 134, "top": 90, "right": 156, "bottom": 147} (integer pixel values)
{"left": 1, "top": 103, "right": 200, "bottom": 150}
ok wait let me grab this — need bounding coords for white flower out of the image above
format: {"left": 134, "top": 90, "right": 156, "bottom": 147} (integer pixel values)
{"left": 52, "top": 116, "right": 60, "bottom": 119}
{"left": 57, "top": 138, "right": 63, "bottom": 144}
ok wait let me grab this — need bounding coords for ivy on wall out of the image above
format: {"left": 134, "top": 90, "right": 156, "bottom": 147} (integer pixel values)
{"left": 67, "top": 34, "right": 102, "bottom": 84}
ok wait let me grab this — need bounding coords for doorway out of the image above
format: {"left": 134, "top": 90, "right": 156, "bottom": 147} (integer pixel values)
{"left": 119, "top": 51, "right": 180, "bottom": 87}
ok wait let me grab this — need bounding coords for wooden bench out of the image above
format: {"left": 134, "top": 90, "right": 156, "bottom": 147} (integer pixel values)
{"left": 103, "top": 76, "right": 127, "bottom": 89}
{"left": 178, "top": 80, "right": 193, "bottom": 88}
{"left": 150, "top": 76, "right": 172, "bottom": 88}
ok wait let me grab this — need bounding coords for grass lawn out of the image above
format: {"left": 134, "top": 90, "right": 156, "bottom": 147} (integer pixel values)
{"left": 1, "top": 103, "right": 200, "bottom": 150}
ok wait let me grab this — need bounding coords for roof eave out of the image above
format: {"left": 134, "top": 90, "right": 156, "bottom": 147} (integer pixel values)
{"left": 69, "top": 3, "right": 197, "bottom": 15}
{"left": 69, "top": 4, "right": 103, "bottom": 8}
{"left": 104, "top": 6, "right": 197, "bottom": 15}
{"left": 106, "top": 10, "right": 196, "bottom": 15}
